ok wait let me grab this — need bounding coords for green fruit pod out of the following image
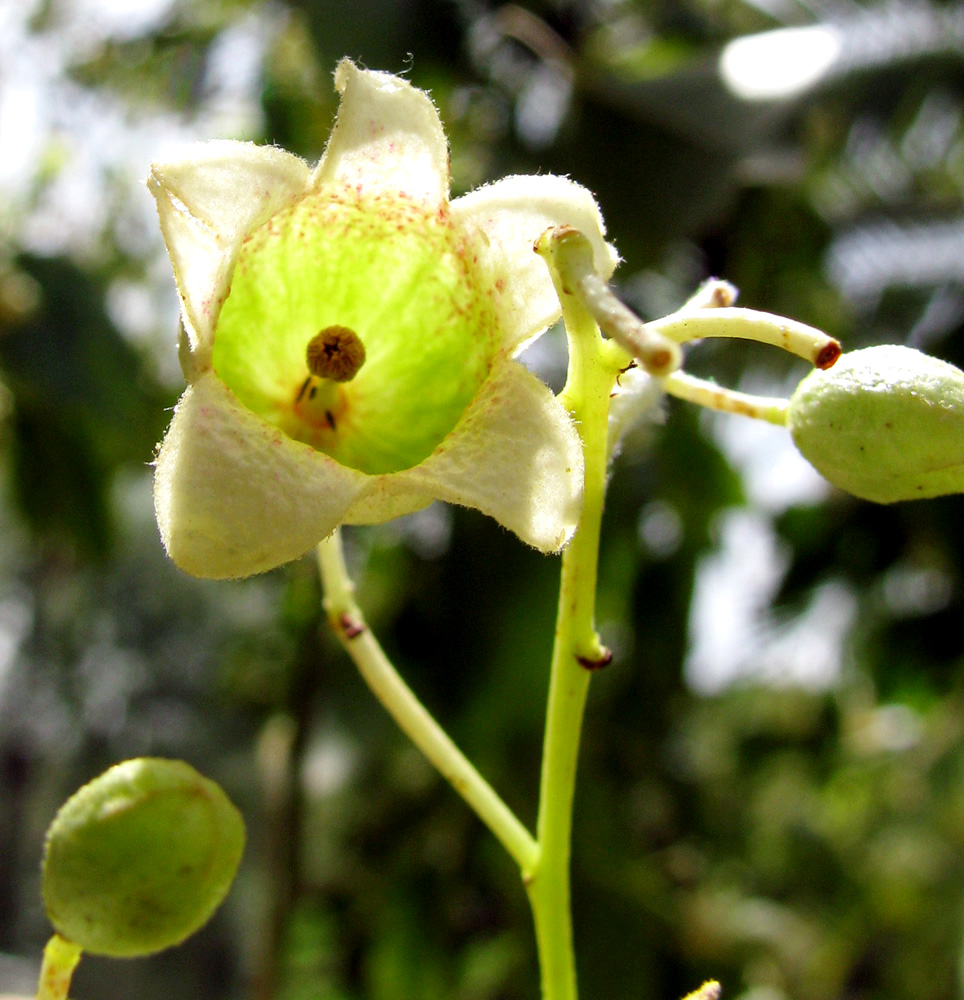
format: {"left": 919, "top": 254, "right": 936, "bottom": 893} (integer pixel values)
{"left": 788, "top": 345, "right": 964, "bottom": 503}
{"left": 42, "top": 758, "right": 244, "bottom": 958}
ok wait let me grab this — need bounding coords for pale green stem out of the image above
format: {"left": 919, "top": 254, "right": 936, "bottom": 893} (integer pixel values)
{"left": 539, "top": 227, "right": 840, "bottom": 372}
{"left": 541, "top": 227, "right": 680, "bottom": 376}
{"left": 649, "top": 306, "right": 840, "bottom": 368}
{"left": 34, "top": 935, "right": 82, "bottom": 1000}
{"left": 527, "top": 230, "right": 627, "bottom": 1000}
{"left": 316, "top": 533, "right": 539, "bottom": 874}
{"left": 661, "top": 370, "right": 790, "bottom": 426}
{"left": 680, "top": 278, "right": 738, "bottom": 310}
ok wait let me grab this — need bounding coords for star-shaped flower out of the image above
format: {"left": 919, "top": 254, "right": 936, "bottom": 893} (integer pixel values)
{"left": 148, "top": 60, "right": 615, "bottom": 578}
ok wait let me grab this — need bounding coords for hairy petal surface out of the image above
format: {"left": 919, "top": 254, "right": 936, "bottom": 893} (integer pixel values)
{"left": 341, "top": 487, "right": 435, "bottom": 527}
{"left": 387, "top": 361, "right": 584, "bottom": 551}
{"left": 148, "top": 143, "right": 309, "bottom": 366}
{"left": 154, "top": 373, "right": 368, "bottom": 578}
{"left": 452, "top": 174, "right": 618, "bottom": 354}
{"left": 311, "top": 59, "right": 449, "bottom": 206}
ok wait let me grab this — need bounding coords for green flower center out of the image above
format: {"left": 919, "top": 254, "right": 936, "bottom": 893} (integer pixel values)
{"left": 213, "top": 188, "right": 498, "bottom": 475}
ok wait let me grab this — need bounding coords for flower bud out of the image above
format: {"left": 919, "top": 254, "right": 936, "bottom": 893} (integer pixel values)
{"left": 42, "top": 758, "right": 244, "bottom": 957}
{"left": 788, "top": 345, "right": 964, "bottom": 503}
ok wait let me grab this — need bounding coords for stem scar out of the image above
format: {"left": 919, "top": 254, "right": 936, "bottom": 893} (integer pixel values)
{"left": 339, "top": 613, "right": 365, "bottom": 639}
{"left": 815, "top": 339, "right": 842, "bottom": 369}
{"left": 576, "top": 648, "right": 612, "bottom": 671}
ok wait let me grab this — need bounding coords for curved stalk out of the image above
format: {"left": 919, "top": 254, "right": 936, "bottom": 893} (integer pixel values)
{"left": 661, "top": 370, "right": 790, "bottom": 425}
{"left": 316, "top": 533, "right": 539, "bottom": 874}
{"left": 650, "top": 306, "right": 840, "bottom": 368}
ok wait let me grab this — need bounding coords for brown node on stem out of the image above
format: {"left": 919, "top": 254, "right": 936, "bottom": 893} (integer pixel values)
{"left": 577, "top": 647, "right": 613, "bottom": 671}
{"left": 815, "top": 339, "right": 842, "bottom": 370}
{"left": 338, "top": 613, "right": 365, "bottom": 640}
{"left": 306, "top": 326, "right": 366, "bottom": 382}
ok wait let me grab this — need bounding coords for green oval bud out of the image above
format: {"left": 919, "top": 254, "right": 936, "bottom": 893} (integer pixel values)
{"left": 788, "top": 345, "right": 964, "bottom": 503}
{"left": 42, "top": 758, "right": 244, "bottom": 958}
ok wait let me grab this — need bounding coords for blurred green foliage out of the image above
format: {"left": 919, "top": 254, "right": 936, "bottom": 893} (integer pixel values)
{"left": 1, "top": 1, "right": 963, "bottom": 999}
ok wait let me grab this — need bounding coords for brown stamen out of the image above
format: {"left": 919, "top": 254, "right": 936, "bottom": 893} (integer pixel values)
{"left": 306, "top": 325, "right": 366, "bottom": 382}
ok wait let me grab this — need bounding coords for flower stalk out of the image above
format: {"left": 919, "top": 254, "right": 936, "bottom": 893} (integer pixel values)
{"left": 650, "top": 305, "right": 841, "bottom": 369}
{"left": 661, "top": 370, "right": 790, "bottom": 425}
{"left": 522, "top": 229, "right": 629, "bottom": 1000}
{"left": 316, "top": 532, "right": 539, "bottom": 874}
{"left": 34, "top": 936, "right": 81, "bottom": 1000}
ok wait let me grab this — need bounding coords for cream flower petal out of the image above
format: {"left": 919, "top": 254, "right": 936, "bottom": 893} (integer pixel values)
{"left": 310, "top": 59, "right": 449, "bottom": 206}
{"left": 341, "top": 487, "right": 434, "bottom": 527}
{"left": 380, "top": 361, "right": 584, "bottom": 551}
{"left": 451, "top": 174, "right": 619, "bottom": 355}
{"left": 154, "top": 372, "right": 369, "bottom": 579}
{"left": 148, "top": 142, "right": 310, "bottom": 366}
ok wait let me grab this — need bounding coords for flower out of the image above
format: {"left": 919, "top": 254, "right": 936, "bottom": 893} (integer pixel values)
{"left": 788, "top": 344, "right": 964, "bottom": 502}
{"left": 148, "top": 60, "right": 616, "bottom": 579}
